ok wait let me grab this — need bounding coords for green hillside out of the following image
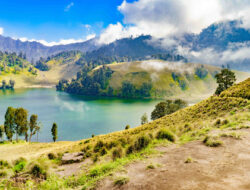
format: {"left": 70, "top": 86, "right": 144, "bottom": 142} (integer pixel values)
{"left": 0, "top": 78, "right": 249, "bottom": 189}
{"left": 58, "top": 60, "right": 249, "bottom": 101}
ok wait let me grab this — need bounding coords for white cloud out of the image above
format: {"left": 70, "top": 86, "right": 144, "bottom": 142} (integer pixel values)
{"left": 18, "top": 35, "right": 96, "bottom": 46}
{"left": 86, "top": 34, "right": 96, "bottom": 40}
{"left": 0, "top": 27, "right": 4, "bottom": 35}
{"left": 98, "top": 0, "right": 250, "bottom": 44}
{"left": 177, "top": 42, "right": 250, "bottom": 68}
{"left": 64, "top": 2, "right": 74, "bottom": 12}
{"left": 98, "top": 22, "right": 142, "bottom": 44}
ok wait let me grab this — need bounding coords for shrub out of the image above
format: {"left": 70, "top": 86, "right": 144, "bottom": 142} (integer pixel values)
{"left": 114, "top": 177, "right": 129, "bottom": 186}
{"left": 156, "top": 129, "right": 176, "bottom": 142}
{"left": 92, "top": 134, "right": 95, "bottom": 138}
{"left": 183, "top": 124, "right": 193, "bottom": 133}
{"left": 0, "top": 160, "right": 9, "bottom": 168}
{"left": 13, "top": 158, "right": 27, "bottom": 173}
{"left": 100, "top": 147, "right": 107, "bottom": 156}
{"left": 126, "top": 145, "right": 134, "bottom": 155}
{"left": 0, "top": 171, "right": 7, "bottom": 178}
{"left": 222, "top": 119, "right": 229, "bottom": 125}
{"left": 185, "top": 157, "right": 193, "bottom": 163}
{"left": 125, "top": 125, "right": 130, "bottom": 130}
{"left": 118, "top": 138, "right": 127, "bottom": 147}
{"left": 215, "top": 119, "right": 221, "bottom": 125}
{"left": 112, "top": 147, "right": 123, "bottom": 160}
{"left": 84, "top": 139, "right": 90, "bottom": 144}
{"left": 94, "top": 140, "right": 104, "bottom": 153}
{"left": 133, "top": 135, "right": 150, "bottom": 151}
{"left": 48, "top": 153, "right": 56, "bottom": 160}
{"left": 106, "top": 141, "right": 118, "bottom": 150}
{"left": 92, "top": 154, "right": 99, "bottom": 163}
{"left": 30, "top": 164, "right": 47, "bottom": 179}
{"left": 203, "top": 136, "right": 223, "bottom": 147}
{"left": 146, "top": 164, "right": 155, "bottom": 169}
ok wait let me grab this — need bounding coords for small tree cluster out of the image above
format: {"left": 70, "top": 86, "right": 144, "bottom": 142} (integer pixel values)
{"left": 3, "top": 107, "right": 40, "bottom": 142}
{"left": 0, "top": 80, "right": 15, "bottom": 90}
{"left": 151, "top": 99, "right": 187, "bottom": 120}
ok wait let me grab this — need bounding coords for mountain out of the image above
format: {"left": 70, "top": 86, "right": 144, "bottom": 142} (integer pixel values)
{"left": 0, "top": 35, "right": 98, "bottom": 62}
{"left": 182, "top": 20, "right": 250, "bottom": 51}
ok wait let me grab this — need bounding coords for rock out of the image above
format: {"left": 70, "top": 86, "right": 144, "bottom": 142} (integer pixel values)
{"left": 61, "top": 152, "right": 84, "bottom": 164}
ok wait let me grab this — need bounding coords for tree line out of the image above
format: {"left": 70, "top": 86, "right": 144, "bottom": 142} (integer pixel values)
{"left": 0, "top": 107, "right": 58, "bottom": 143}
{"left": 0, "top": 80, "right": 15, "bottom": 90}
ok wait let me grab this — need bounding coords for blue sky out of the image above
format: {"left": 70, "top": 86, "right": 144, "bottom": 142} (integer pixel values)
{"left": 0, "top": 0, "right": 250, "bottom": 46}
{"left": 0, "top": 0, "right": 135, "bottom": 44}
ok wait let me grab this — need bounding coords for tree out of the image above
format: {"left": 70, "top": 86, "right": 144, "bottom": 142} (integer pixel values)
{"left": 29, "top": 114, "right": 38, "bottom": 142}
{"left": 2, "top": 80, "right": 6, "bottom": 89}
{"left": 0, "top": 125, "right": 4, "bottom": 141}
{"left": 125, "top": 125, "right": 130, "bottom": 130}
{"left": 4, "top": 107, "right": 16, "bottom": 141}
{"left": 151, "top": 99, "right": 187, "bottom": 120}
{"left": 9, "top": 80, "right": 15, "bottom": 89}
{"left": 14, "top": 108, "right": 28, "bottom": 142}
{"left": 215, "top": 69, "right": 236, "bottom": 95}
{"left": 151, "top": 102, "right": 168, "bottom": 120}
{"left": 141, "top": 113, "right": 148, "bottom": 125}
{"left": 51, "top": 123, "right": 58, "bottom": 142}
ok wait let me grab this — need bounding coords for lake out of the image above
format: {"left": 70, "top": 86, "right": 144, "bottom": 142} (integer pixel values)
{"left": 0, "top": 88, "right": 159, "bottom": 142}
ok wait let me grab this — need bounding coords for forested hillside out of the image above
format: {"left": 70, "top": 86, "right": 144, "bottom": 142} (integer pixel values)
{"left": 57, "top": 60, "right": 249, "bottom": 100}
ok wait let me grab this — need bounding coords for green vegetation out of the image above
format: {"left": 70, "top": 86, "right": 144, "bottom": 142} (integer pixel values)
{"left": 203, "top": 135, "right": 223, "bottom": 147}
{"left": 51, "top": 123, "right": 58, "bottom": 142}
{"left": 215, "top": 68, "right": 236, "bottom": 95}
{"left": 141, "top": 113, "right": 149, "bottom": 125}
{"left": 185, "top": 157, "right": 193, "bottom": 163}
{"left": 3, "top": 107, "right": 42, "bottom": 142}
{"left": 114, "top": 176, "right": 129, "bottom": 186}
{"left": 156, "top": 129, "right": 176, "bottom": 142}
{"left": 0, "top": 77, "right": 249, "bottom": 189}
{"left": 151, "top": 99, "right": 187, "bottom": 120}
{"left": 0, "top": 51, "right": 37, "bottom": 75}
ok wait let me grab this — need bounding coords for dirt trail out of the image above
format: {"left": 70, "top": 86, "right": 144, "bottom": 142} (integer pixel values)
{"left": 97, "top": 129, "right": 250, "bottom": 190}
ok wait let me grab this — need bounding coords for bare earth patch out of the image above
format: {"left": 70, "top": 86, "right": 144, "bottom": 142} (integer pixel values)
{"left": 97, "top": 128, "right": 250, "bottom": 190}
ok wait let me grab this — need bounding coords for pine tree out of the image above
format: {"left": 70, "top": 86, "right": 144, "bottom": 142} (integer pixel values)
{"left": 51, "top": 123, "right": 58, "bottom": 142}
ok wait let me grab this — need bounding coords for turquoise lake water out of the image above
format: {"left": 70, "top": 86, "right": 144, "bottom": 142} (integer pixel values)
{"left": 0, "top": 88, "right": 158, "bottom": 142}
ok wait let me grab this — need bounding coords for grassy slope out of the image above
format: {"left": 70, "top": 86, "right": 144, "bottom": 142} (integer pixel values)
{"left": 0, "top": 53, "right": 82, "bottom": 88}
{"left": 0, "top": 78, "right": 249, "bottom": 189}
{"left": 106, "top": 60, "right": 249, "bottom": 101}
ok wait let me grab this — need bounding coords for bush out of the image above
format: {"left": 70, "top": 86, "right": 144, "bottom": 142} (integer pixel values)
{"left": 0, "top": 171, "right": 7, "bottom": 178}
{"left": 185, "top": 157, "right": 193, "bottom": 163}
{"left": 156, "top": 129, "right": 176, "bottom": 142}
{"left": 215, "top": 119, "right": 221, "bottom": 125}
{"left": 222, "top": 119, "right": 229, "bottom": 125}
{"left": 94, "top": 140, "right": 104, "bottom": 153}
{"left": 92, "top": 154, "right": 99, "bottom": 163}
{"left": 126, "top": 145, "right": 134, "bottom": 155}
{"left": 114, "top": 177, "right": 129, "bottom": 186}
{"left": 100, "top": 147, "right": 107, "bottom": 156}
{"left": 106, "top": 141, "right": 118, "bottom": 150}
{"left": 48, "top": 153, "right": 56, "bottom": 160}
{"left": 13, "top": 158, "right": 27, "bottom": 173}
{"left": 146, "top": 164, "right": 155, "bottom": 169}
{"left": 125, "top": 125, "right": 130, "bottom": 130}
{"left": 203, "top": 136, "right": 223, "bottom": 147}
{"left": 0, "top": 160, "right": 9, "bottom": 168}
{"left": 30, "top": 164, "right": 47, "bottom": 179}
{"left": 133, "top": 135, "right": 150, "bottom": 151}
{"left": 112, "top": 147, "right": 123, "bottom": 160}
